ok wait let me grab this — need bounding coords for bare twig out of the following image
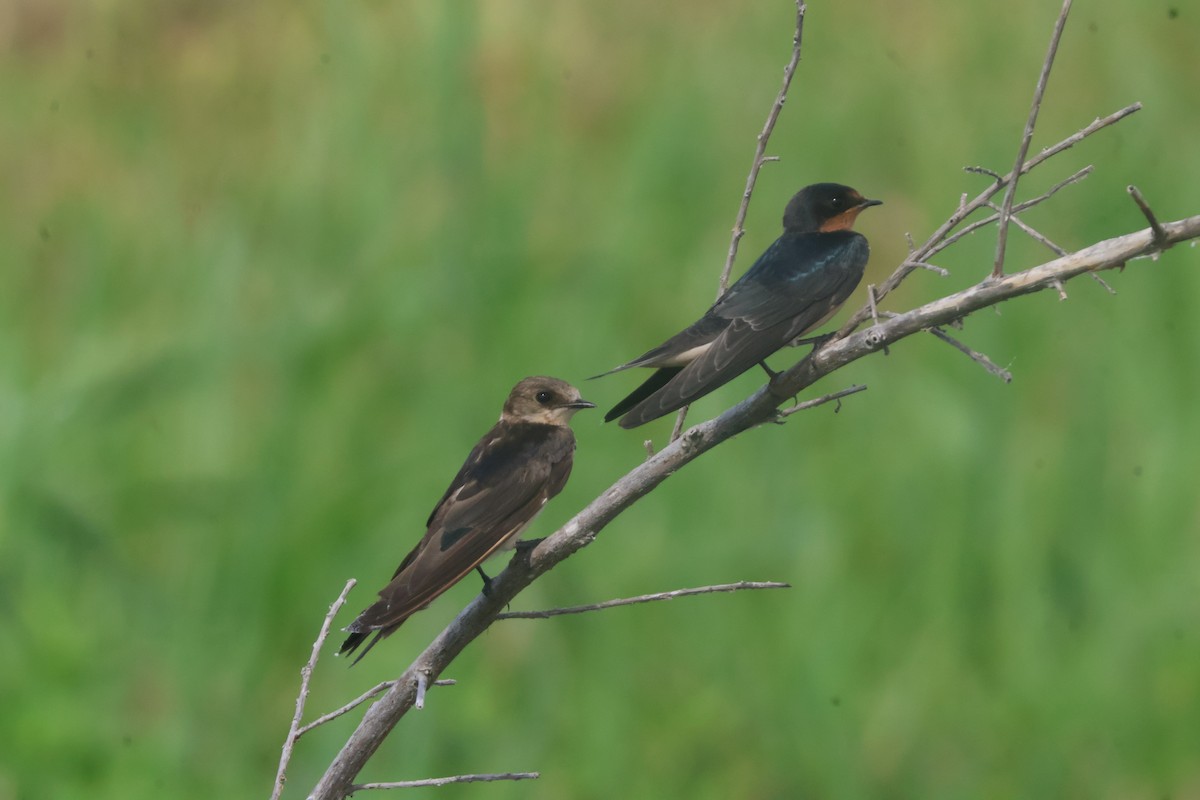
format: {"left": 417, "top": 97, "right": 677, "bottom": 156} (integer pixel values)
{"left": 271, "top": 579, "right": 356, "bottom": 800}
{"left": 1090, "top": 273, "right": 1117, "bottom": 294}
{"left": 672, "top": 0, "right": 808, "bottom": 446}
{"left": 989, "top": 204, "right": 1069, "bottom": 256}
{"left": 929, "top": 328, "right": 1014, "bottom": 383}
{"left": 1033, "top": 165, "right": 1095, "bottom": 204}
{"left": 414, "top": 672, "right": 429, "bottom": 711}
{"left": 776, "top": 384, "right": 867, "bottom": 418}
{"left": 928, "top": 165, "right": 1093, "bottom": 259}
{"left": 840, "top": 104, "right": 1139, "bottom": 336}
{"left": 350, "top": 773, "right": 539, "bottom": 792}
{"left": 866, "top": 285, "right": 889, "bottom": 356}
{"left": 718, "top": 0, "right": 807, "bottom": 294}
{"left": 298, "top": 682, "right": 395, "bottom": 738}
{"left": 495, "top": 581, "right": 789, "bottom": 620}
{"left": 669, "top": 407, "right": 689, "bottom": 443}
{"left": 1127, "top": 185, "right": 1168, "bottom": 248}
{"left": 993, "top": 0, "right": 1074, "bottom": 277}
{"left": 965, "top": 165, "right": 1003, "bottom": 182}
{"left": 902, "top": 261, "right": 951, "bottom": 277}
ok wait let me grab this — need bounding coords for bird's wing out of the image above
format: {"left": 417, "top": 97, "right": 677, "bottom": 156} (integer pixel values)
{"left": 591, "top": 314, "right": 729, "bottom": 376}
{"left": 709, "top": 233, "right": 867, "bottom": 332}
{"left": 617, "top": 234, "right": 869, "bottom": 427}
{"left": 353, "top": 424, "right": 575, "bottom": 631}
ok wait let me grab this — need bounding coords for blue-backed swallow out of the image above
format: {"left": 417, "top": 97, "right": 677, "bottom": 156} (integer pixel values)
{"left": 339, "top": 376, "right": 594, "bottom": 663}
{"left": 594, "top": 183, "right": 881, "bottom": 428}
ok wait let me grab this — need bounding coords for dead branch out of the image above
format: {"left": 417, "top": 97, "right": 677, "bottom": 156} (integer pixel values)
{"left": 272, "top": 579, "right": 355, "bottom": 800}
{"left": 928, "top": 327, "right": 1013, "bottom": 383}
{"left": 350, "top": 773, "right": 538, "bottom": 792}
{"left": 674, "top": 0, "right": 808, "bottom": 442}
{"left": 837, "top": 102, "right": 1141, "bottom": 337}
{"left": 495, "top": 581, "right": 789, "bottom": 620}
{"left": 993, "top": 0, "right": 1074, "bottom": 277}
{"left": 308, "top": 212, "right": 1200, "bottom": 800}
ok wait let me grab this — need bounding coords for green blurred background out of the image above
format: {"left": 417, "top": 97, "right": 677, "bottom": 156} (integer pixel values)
{"left": 2, "top": 1, "right": 1197, "bottom": 798}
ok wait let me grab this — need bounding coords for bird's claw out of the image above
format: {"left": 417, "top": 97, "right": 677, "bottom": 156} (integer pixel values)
{"left": 514, "top": 537, "right": 544, "bottom": 554}
{"left": 475, "top": 565, "right": 494, "bottom": 596}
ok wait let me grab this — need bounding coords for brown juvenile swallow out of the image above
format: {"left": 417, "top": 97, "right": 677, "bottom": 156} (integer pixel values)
{"left": 594, "top": 183, "right": 881, "bottom": 428}
{"left": 339, "top": 376, "right": 595, "bottom": 663}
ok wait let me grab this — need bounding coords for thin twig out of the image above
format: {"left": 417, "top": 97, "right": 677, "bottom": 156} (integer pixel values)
{"left": 672, "top": 0, "right": 808, "bottom": 448}
{"left": 495, "top": 581, "right": 789, "bottom": 620}
{"left": 297, "top": 680, "right": 457, "bottom": 739}
{"left": 840, "top": 105, "right": 1137, "bottom": 336}
{"left": 929, "top": 327, "right": 1013, "bottom": 383}
{"left": 351, "top": 773, "right": 539, "bottom": 792}
{"left": 669, "top": 406, "right": 689, "bottom": 444}
{"left": 776, "top": 384, "right": 868, "bottom": 418}
{"left": 271, "top": 579, "right": 356, "bottom": 800}
{"left": 928, "top": 165, "right": 1093, "bottom": 259}
{"left": 717, "top": 0, "right": 807, "bottom": 294}
{"left": 1090, "top": 273, "right": 1117, "bottom": 294}
{"left": 901, "top": 261, "right": 950, "bottom": 277}
{"left": 866, "top": 285, "right": 889, "bottom": 356}
{"left": 1127, "top": 185, "right": 1168, "bottom": 249}
{"left": 298, "top": 682, "right": 395, "bottom": 738}
{"left": 987, "top": 202, "right": 1069, "bottom": 256}
{"left": 965, "top": 165, "right": 1003, "bottom": 182}
{"left": 993, "top": 0, "right": 1074, "bottom": 277}
{"left": 414, "top": 672, "right": 429, "bottom": 711}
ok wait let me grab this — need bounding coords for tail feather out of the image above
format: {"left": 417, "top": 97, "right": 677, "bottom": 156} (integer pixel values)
{"left": 604, "top": 368, "right": 680, "bottom": 423}
{"left": 338, "top": 625, "right": 394, "bottom": 666}
{"left": 340, "top": 603, "right": 408, "bottom": 666}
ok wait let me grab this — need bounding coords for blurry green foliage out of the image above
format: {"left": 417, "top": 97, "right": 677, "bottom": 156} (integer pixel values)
{"left": 0, "top": 0, "right": 1197, "bottom": 798}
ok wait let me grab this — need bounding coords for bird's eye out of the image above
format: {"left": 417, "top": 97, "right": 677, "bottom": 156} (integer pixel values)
{"left": 830, "top": 196, "right": 844, "bottom": 209}
{"left": 535, "top": 390, "right": 553, "bottom": 405}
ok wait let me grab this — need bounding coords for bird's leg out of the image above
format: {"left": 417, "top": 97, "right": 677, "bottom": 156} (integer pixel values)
{"left": 514, "top": 537, "right": 544, "bottom": 554}
{"left": 792, "top": 332, "right": 836, "bottom": 352}
{"left": 757, "top": 361, "right": 780, "bottom": 380}
{"left": 475, "top": 565, "right": 494, "bottom": 596}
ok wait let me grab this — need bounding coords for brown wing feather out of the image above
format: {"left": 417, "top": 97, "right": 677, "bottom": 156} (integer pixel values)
{"left": 346, "top": 422, "right": 575, "bottom": 638}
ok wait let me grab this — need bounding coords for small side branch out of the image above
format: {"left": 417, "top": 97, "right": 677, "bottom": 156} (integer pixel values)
{"left": 350, "top": 772, "right": 539, "bottom": 793}
{"left": 297, "top": 682, "right": 394, "bottom": 738}
{"left": 495, "top": 581, "right": 790, "bottom": 620}
{"left": 717, "top": 0, "right": 807, "bottom": 294}
{"left": 776, "top": 384, "right": 867, "bottom": 418}
{"left": 676, "top": 0, "right": 808, "bottom": 449}
{"left": 841, "top": 106, "right": 1137, "bottom": 335}
{"left": 993, "top": 0, "right": 1074, "bottom": 277}
{"left": 669, "top": 406, "right": 689, "bottom": 444}
{"left": 1127, "top": 185, "right": 1168, "bottom": 249}
{"left": 929, "top": 328, "right": 1013, "bottom": 383}
{"left": 271, "top": 579, "right": 356, "bottom": 800}
{"left": 987, "top": 203, "right": 1068, "bottom": 257}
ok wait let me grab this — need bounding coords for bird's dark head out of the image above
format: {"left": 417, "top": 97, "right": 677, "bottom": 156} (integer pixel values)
{"left": 783, "top": 183, "right": 882, "bottom": 234}
{"left": 502, "top": 376, "right": 596, "bottom": 425}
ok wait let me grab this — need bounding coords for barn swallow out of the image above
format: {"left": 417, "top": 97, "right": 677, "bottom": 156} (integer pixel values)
{"left": 339, "top": 376, "right": 594, "bottom": 664}
{"left": 594, "top": 183, "right": 880, "bottom": 428}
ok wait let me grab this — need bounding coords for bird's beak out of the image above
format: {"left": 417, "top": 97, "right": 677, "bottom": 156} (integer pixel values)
{"left": 859, "top": 197, "right": 883, "bottom": 208}
{"left": 563, "top": 399, "right": 597, "bottom": 410}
